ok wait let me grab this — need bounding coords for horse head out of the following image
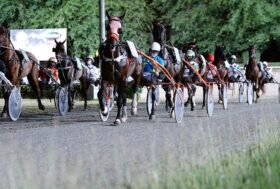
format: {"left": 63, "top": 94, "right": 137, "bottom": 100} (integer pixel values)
{"left": 152, "top": 21, "right": 166, "bottom": 47}
{"left": 52, "top": 39, "right": 66, "bottom": 55}
{"left": 0, "top": 23, "right": 10, "bottom": 47}
{"left": 214, "top": 45, "right": 227, "bottom": 61}
{"left": 249, "top": 44, "right": 256, "bottom": 59}
{"left": 105, "top": 10, "right": 125, "bottom": 52}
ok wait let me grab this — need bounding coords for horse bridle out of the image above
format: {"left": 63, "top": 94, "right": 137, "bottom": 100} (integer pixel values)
{"left": 0, "top": 29, "right": 19, "bottom": 63}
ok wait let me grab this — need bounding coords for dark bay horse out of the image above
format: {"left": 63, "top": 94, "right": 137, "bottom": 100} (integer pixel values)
{"left": 98, "top": 11, "right": 142, "bottom": 125}
{"left": 245, "top": 44, "right": 265, "bottom": 102}
{"left": 52, "top": 40, "right": 82, "bottom": 111}
{"left": 151, "top": 21, "right": 182, "bottom": 112}
{"left": 213, "top": 45, "right": 229, "bottom": 103}
{"left": 0, "top": 23, "right": 45, "bottom": 117}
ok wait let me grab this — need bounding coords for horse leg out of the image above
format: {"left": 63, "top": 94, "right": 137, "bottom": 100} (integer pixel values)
{"left": 184, "top": 84, "right": 191, "bottom": 107}
{"left": 81, "top": 79, "right": 88, "bottom": 110}
{"left": 97, "top": 84, "right": 108, "bottom": 115}
{"left": 120, "top": 90, "right": 127, "bottom": 123}
{"left": 218, "top": 84, "right": 222, "bottom": 104}
{"left": 131, "top": 84, "right": 138, "bottom": 116}
{"left": 1, "top": 87, "right": 8, "bottom": 118}
{"left": 114, "top": 86, "right": 123, "bottom": 125}
{"left": 202, "top": 86, "right": 206, "bottom": 109}
{"left": 164, "top": 86, "right": 172, "bottom": 112}
{"left": 27, "top": 74, "right": 45, "bottom": 110}
{"left": 149, "top": 87, "right": 156, "bottom": 120}
{"left": 191, "top": 84, "right": 196, "bottom": 108}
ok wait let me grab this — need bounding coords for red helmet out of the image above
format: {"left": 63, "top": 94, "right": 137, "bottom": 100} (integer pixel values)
{"left": 207, "top": 54, "right": 214, "bottom": 62}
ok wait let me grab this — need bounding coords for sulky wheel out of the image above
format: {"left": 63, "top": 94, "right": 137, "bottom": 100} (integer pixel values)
{"left": 8, "top": 87, "right": 22, "bottom": 121}
{"left": 146, "top": 87, "right": 153, "bottom": 116}
{"left": 57, "top": 87, "right": 68, "bottom": 116}
{"left": 174, "top": 88, "right": 184, "bottom": 123}
{"left": 223, "top": 84, "right": 228, "bottom": 110}
{"left": 206, "top": 85, "right": 214, "bottom": 117}
{"left": 247, "top": 82, "right": 253, "bottom": 105}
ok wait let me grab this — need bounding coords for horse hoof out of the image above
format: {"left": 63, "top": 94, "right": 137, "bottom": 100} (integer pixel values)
{"left": 191, "top": 107, "right": 194, "bottom": 111}
{"left": 131, "top": 107, "right": 137, "bottom": 116}
{"left": 1, "top": 113, "right": 7, "bottom": 118}
{"left": 101, "top": 107, "right": 108, "bottom": 115}
{"left": 170, "top": 111, "right": 175, "bottom": 118}
{"left": 114, "top": 119, "right": 121, "bottom": 125}
{"left": 39, "top": 105, "right": 45, "bottom": 111}
{"left": 149, "top": 114, "right": 155, "bottom": 120}
{"left": 120, "top": 117, "right": 127, "bottom": 123}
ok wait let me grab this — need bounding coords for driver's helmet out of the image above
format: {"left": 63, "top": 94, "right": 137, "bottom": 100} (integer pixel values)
{"left": 151, "top": 42, "right": 161, "bottom": 52}
{"left": 48, "top": 57, "right": 57, "bottom": 67}
{"left": 262, "top": 61, "right": 268, "bottom": 68}
{"left": 85, "top": 55, "right": 94, "bottom": 64}
{"left": 186, "top": 49, "right": 195, "bottom": 60}
{"left": 230, "top": 55, "right": 237, "bottom": 64}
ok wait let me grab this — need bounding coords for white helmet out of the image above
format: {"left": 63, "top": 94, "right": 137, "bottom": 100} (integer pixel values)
{"left": 86, "top": 55, "right": 93, "bottom": 60}
{"left": 151, "top": 42, "right": 161, "bottom": 51}
{"left": 49, "top": 57, "right": 57, "bottom": 64}
{"left": 231, "top": 55, "right": 237, "bottom": 60}
{"left": 263, "top": 61, "right": 268, "bottom": 67}
{"left": 186, "top": 50, "right": 195, "bottom": 58}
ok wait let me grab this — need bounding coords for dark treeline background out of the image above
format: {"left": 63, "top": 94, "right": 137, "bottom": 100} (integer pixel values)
{"left": 1, "top": 0, "right": 280, "bottom": 61}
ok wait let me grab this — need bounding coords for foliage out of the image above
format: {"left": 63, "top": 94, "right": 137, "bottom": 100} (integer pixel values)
{"left": 1, "top": 0, "right": 280, "bottom": 57}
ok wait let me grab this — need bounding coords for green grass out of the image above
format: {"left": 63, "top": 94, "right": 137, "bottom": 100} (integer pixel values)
{"left": 138, "top": 125, "right": 280, "bottom": 189}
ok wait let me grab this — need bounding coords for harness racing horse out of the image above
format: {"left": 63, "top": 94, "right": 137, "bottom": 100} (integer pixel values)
{"left": 52, "top": 40, "right": 82, "bottom": 112}
{"left": 151, "top": 21, "right": 182, "bottom": 112}
{"left": 181, "top": 42, "right": 209, "bottom": 111}
{"left": 245, "top": 44, "right": 265, "bottom": 102}
{"left": 213, "top": 45, "right": 229, "bottom": 104}
{"left": 98, "top": 11, "right": 142, "bottom": 125}
{"left": 0, "top": 23, "right": 45, "bottom": 117}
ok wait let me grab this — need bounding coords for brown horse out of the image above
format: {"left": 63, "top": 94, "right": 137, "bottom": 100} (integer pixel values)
{"left": 151, "top": 21, "right": 182, "bottom": 112}
{"left": 245, "top": 44, "right": 265, "bottom": 102}
{"left": 98, "top": 11, "right": 142, "bottom": 125}
{"left": 213, "top": 45, "right": 229, "bottom": 103}
{"left": 0, "top": 23, "right": 45, "bottom": 117}
{"left": 52, "top": 39, "right": 83, "bottom": 112}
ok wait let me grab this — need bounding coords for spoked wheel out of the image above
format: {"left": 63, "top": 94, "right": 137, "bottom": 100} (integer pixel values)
{"left": 56, "top": 87, "right": 68, "bottom": 116}
{"left": 247, "top": 82, "right": 253, "bottom": 105}
{"left": 238, "top": 83, "right": 244, "bottom": 103}
{"left": 155, "top": 85, "right": 160, "bottom": 106}
{"left": 222, "top": 84, "right": 228, "bottom": 110}
{"left": 174, "top": 88, "right": 184, "bottom": 123}
{"left": 8, "top": 87, "right": 22, "bottom": 121}
{"left": 146, "top": 87, "right": 153, "bottom": 116}
{"left": 206, "top": 85, "right": 214, "bottom": 117}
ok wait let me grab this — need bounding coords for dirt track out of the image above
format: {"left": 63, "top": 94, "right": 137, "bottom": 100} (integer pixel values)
{"left": 0, "top": 75, "right": 279, "bottom": 188}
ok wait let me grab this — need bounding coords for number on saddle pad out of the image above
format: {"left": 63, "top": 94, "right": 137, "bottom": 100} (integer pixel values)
{"left": 173, "top": 47, "right": 182, "bottom": 64}
{"left": 19, "top": 49, "right": 30, "bottom": 63}
{"left": 127, "top": 41, "right": 139, "bottom": 58}
{"left": 75, "top": 57, "right": 82, "bottom": 70}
